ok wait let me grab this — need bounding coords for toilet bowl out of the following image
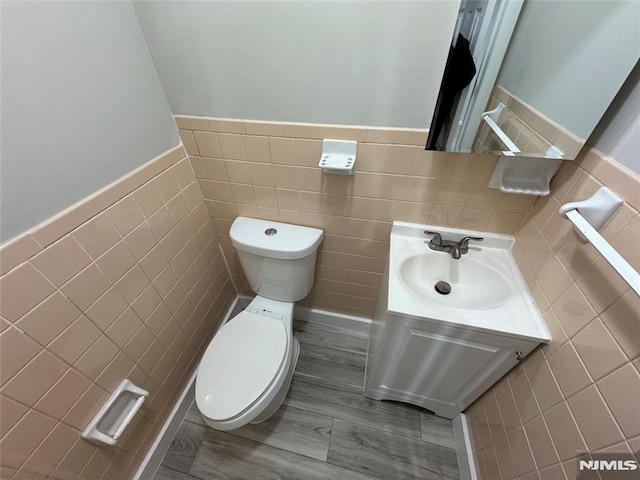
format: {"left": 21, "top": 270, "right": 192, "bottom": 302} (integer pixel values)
{"left": 195, "top": 217, "right": 323, "bottom": 431}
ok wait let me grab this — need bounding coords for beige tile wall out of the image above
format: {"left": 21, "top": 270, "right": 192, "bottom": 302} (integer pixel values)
{"left": 0, "top": 146, "right": 235, "bottom": 479}
{"left": 1, "top": 114, "right": 636, "bottom": 480}
{"left": 176, "top": 115, "right": 539, "bottom": 318}
{"left": 465, "top": 147, "right": 640, "bottom": 479}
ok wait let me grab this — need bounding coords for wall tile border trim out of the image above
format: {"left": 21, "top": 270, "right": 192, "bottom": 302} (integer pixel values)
{"left": 0, "top": 145, "right": 186, "bottom": 275}
{"left": 174, "top": 115, "right": 429, "bottom": 146}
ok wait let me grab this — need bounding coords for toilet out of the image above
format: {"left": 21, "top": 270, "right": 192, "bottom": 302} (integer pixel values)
{"left": 195, "top": 216, "right": 323, "bottom": 431}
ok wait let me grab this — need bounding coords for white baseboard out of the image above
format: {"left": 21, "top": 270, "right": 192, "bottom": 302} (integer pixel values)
{"left": 234, "top": 295, "right": 252, "bottom": 312}
{"left": 133, "top": 370, "right": 196, "bottom": 480}
{"left": 293, "top": 305, "right": 371, "bottom": 332}
{"left": 453, "top": 413, "right": 478, "bottom": 480}
{"left": 237, "top": 295, "right": 372, "bottom": 332}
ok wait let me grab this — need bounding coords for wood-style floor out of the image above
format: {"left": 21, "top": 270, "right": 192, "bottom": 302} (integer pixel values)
{"left": 154, "top": 320, "right": 460, "bottom": 480}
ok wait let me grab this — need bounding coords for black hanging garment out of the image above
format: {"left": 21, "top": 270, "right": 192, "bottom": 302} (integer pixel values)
{"left": 426, "top": 33, "right": 477, "bottom": 150}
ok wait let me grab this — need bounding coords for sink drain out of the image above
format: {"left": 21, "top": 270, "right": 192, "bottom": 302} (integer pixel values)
{"left": 435, "top": 281, "right": 451, "bottom": 295}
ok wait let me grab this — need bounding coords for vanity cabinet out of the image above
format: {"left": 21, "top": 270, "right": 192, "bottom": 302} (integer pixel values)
{"left": 365, "top": 221, "right": 550, "bottom": 419}
{"left": 364, "top": 311, "right": 538, "bottom": 419}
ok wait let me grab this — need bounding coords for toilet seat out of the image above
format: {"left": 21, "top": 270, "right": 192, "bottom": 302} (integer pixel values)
{"left": 196, "top": 310, "right": 287, "bottom": 421}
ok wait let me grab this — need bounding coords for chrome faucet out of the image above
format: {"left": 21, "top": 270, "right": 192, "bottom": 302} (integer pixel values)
{"left": 424, "top": 231, "right": 484, "bottom": 260}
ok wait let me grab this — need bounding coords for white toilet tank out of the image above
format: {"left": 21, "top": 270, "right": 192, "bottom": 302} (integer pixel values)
{"left": 229, "top": 217, "right": 324, "bottom": 302}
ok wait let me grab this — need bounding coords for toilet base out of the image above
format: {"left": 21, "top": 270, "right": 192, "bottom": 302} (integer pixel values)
{"left": 250, "top": 336, "right": 300, "bottom": 425}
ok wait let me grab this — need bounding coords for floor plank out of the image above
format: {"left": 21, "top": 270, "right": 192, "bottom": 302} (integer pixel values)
{"left": 161, "top": 420, "right": 209, "bottom": 473}
{"left": 327, "top": 418, "right": 459, "bottom": 480}
{"left": 293, "top": 320, "right": 368, "bottom": 355}
{"left": 225, "top": 404, "right": 332, "bottom": 461}
{"left": 154, "top": 466, "right": 200, "bottom": 480}
{"left": 157, "top": 320, "right": 461, "bottom": 480}
{"left": 294, "top": 342, "right": 366, "bottom": 392}
{"left": 183, "top": 401, "right": 206, "bottom": 427}
{"left": 283, "top": 376, "right": 422, "bottom": 439}
{"left": 189, "top": 429, "right": 381, "bottom": 480}
{"left": 420, "top": 411, "right": 456, "bottom": 449}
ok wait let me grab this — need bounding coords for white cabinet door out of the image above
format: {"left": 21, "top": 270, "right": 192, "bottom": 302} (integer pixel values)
{"left": 365, "top": 315, "right": 535, "bottom": 418}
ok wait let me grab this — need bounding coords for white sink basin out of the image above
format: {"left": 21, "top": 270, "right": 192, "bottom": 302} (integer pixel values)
{"left": 388, "top": 222, "right": 551, "bottom": 342}
{"left": 399, "top": 252, "right": 512, "bottom": 310}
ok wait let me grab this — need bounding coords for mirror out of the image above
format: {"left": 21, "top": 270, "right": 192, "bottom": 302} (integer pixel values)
{"left": 426, "top": 0, "right": 639, "bottom": 160}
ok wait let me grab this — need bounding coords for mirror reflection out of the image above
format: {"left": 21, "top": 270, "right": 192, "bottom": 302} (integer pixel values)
{"left": 426, "top": 0, "right": 639, "bottom": 160}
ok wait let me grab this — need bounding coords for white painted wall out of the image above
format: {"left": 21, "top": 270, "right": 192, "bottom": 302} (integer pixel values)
{"left": 132, "top": 1, "right": 460, "bottom": 128}
{"left": 2, "top": 0, "right": 635, "bottom": 248}
{"left": 590, "top": 62, "right": 640, "bottom": 174}
{"left": 1, "top": 1, "right": 180, "bottom": 244}
{"left": 497, "top": 0, "right": 639, "bottom": 139}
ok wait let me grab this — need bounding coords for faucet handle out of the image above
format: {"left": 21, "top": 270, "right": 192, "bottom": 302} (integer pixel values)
{"left": 424, "top": 231, "right": 442, "bottom": 246}
{"left": 458, "top": 236, "right": 484, "bottom": 250}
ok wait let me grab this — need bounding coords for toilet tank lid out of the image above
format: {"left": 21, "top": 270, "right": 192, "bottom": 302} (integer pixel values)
{"left": 230, "top": 217, "right": 323, "bottom": 260}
